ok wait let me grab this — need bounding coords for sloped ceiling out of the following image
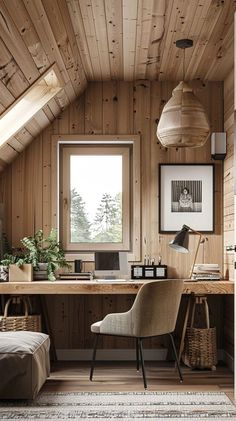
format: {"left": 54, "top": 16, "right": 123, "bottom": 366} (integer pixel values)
{"left": 0, "top": 0, "right": 235, "bottom": 168}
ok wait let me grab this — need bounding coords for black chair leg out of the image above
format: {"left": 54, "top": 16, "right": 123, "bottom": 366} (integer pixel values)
{"left": 138, "top": 338, "right": 147, "bottom": 389}
{"left": 169, "top": 333, "right": 183, "bottom": 383}
{"left": 90, "top": 334, "right": 99, "bottom": 381}
{"left": 136, "top": 338, "right": 139, "bottom": 371}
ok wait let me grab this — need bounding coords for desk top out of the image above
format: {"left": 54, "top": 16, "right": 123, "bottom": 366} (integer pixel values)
{"left": 0, "top": 279, "right": 233, "bottom": 295}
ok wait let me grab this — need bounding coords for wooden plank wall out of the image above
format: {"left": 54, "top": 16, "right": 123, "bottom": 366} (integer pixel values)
{"left": 224, "top": 68, "right": 234, "bottom": 280}
{"left": 223, "top": 68, "right": 234, "bottom": 359}
{"left": 0, "top": 81, "right": 225, "bottom": 352}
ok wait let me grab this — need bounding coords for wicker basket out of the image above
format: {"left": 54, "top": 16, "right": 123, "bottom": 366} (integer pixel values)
{"left": 182, "top": 296, "right": 217, "bottom": 369}
{"left": 0, "top": 297, "right": 42, "bottom": 332}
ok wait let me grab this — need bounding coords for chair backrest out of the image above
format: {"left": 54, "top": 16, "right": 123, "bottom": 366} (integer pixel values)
{"left": 130, "top": 279, "right": 184, "bottom": 337}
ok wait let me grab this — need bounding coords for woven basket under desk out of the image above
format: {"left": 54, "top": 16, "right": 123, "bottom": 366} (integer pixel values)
{"left": 182, "top": 296, "right": 217, "bottom": 370}
{"left": 0, "top": 297, "right": 42, "bottom": 332}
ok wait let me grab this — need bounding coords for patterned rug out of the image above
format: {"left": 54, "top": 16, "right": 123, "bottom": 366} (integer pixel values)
{"left": 0, "top": 391, "right": 235, "bottom": 420}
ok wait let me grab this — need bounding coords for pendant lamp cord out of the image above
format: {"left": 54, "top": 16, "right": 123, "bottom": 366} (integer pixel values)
{"left": 183, "top": 47, "right": 185, "bottom": 81}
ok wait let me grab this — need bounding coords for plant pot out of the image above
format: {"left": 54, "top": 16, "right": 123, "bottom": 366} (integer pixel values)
{"left": 9, "top": 264, "right": 33, "bottom": 282}
{"left": 34, "top": 263, "right": 48, "bottom": 280}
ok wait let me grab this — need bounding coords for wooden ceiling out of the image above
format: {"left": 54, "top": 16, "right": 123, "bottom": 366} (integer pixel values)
{"left": 0, "top": 0, "right": 235, "bottom": 168}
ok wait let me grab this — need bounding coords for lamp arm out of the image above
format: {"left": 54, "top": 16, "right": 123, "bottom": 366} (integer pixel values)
{"left": 183, "top": 224, "right": 203, "bottom": 237}
{"left": 189, "top": 233, "right": 202, "bottom": 279}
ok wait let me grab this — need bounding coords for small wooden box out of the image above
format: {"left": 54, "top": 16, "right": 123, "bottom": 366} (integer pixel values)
{"left": 9, "top": 264, "right": 33, "bottom": 282}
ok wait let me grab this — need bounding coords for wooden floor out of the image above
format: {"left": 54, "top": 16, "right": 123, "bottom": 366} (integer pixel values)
{"left": 43, "top": 361, "right": 234, "bottom": 401}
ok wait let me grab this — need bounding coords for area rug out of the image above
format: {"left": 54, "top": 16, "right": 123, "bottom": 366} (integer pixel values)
{"left": 0, "top": 391, "right": 235, "bottom": 420}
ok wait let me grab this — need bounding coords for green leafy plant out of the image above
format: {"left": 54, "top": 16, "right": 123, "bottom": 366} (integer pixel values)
{"left": 1, "top": 253, "right": 27, "bottom": 267}
{"left": 1, "top": 229, "right": 70, "bottom": 281}
{"left": 21, "top": 229, "right": 70, "bottom": 281}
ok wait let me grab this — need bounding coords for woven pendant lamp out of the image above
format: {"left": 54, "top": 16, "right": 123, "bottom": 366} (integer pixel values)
{"left": 156, "top": 39, "right": 210, "bottom": 148}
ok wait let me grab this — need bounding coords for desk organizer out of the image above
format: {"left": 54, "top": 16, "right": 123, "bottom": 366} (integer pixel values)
{"left": 131, "top": 265, "right": 167, "bottom": 280}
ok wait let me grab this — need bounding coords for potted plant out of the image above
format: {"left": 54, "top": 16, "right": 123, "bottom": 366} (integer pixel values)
{"left": 20, "top": 229, "right": 70, "bottom": 281}
{"left": 1, "top": 229, "right": 70, "bottom": 281}
{"left": 1, "top": 252, "right": 33, "bottom": 282}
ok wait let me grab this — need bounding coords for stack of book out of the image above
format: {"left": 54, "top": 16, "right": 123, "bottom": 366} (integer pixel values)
{"left": 59, "top": 272, "right": 92, "bottom": 281}
{"left": 191, "top": 263, "right": 221, "bottom": 280}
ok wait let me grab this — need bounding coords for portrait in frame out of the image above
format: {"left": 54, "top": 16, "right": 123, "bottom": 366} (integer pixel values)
{"left": 159, "top": 164, "right": 214, "bottom": 233}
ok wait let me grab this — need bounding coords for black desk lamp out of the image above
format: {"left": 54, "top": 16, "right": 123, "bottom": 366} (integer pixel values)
{"left": 169, "top": 224, "right": 205, "bottom": 278}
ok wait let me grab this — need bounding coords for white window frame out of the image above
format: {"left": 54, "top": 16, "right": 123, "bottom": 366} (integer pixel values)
{"left": 52, "top": 135, "right": 141, "bottom": 262}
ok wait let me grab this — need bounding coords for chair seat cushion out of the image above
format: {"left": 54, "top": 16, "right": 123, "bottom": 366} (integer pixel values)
{"left": 91, "top": 321, "right": 102, "bottom": 333}
{"left": 0, "top": 331, "right": 50, "bottom": 399}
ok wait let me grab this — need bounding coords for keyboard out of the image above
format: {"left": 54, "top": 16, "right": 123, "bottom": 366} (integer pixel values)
{"left": 94, "top": 279, "right": 129, "bottom": 283}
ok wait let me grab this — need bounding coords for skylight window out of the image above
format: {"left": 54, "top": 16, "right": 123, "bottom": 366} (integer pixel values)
{"left": 0, "top": 64, "right": 64, "bottom": 147}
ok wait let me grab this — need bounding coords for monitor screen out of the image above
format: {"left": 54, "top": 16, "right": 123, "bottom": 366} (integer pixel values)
{"left": 95, "top": 252, "right": 120, "bottom": 271}
{"left": 94, "top": 251, "right": 128, "bottom": 279}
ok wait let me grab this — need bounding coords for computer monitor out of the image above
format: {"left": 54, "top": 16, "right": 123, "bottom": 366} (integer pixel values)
{"left": 94, "top": 251, "right": 129, "bottom": 279}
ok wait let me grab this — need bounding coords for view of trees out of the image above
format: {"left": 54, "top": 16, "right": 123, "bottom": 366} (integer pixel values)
{"left": 70, "top": 189, "right": 91, "bottom": 242}
{"left": 70, "top": 189, "right": 122, "bottom": 243}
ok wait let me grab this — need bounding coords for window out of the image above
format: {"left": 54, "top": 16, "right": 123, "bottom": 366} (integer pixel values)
{"left": 60, "top": 144, "right": 131, "bottom": 252}
{"left": 55, "top": 135, "right": 140, "bottom": 261}
{"left": 0, "top": 64, "right": 63, "bottom": 147}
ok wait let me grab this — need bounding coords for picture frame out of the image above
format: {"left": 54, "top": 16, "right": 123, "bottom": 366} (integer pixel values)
{"left": 159, "top": 164, "right": 214, "bottom": 233}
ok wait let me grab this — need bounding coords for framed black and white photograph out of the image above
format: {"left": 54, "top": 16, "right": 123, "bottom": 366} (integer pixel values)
{"left": 159, "top": 164, "right": 214, "bottom": 233}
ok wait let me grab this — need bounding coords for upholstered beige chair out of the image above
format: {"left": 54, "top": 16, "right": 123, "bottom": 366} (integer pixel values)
{"left": 90, "top": 279, "right": 184, "bottom": 389}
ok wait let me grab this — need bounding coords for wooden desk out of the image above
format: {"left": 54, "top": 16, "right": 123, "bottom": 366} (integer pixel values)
{"left": 0, "top": 279, "right": 234, "bottom": 295}
{"left": 0, "top": 279, "right": 233, "bottom": 362}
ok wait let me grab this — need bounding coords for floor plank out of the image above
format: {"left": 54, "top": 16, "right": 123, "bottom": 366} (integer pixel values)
{"left": 43, "top": 361, "right": 234, "bottom": 399}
